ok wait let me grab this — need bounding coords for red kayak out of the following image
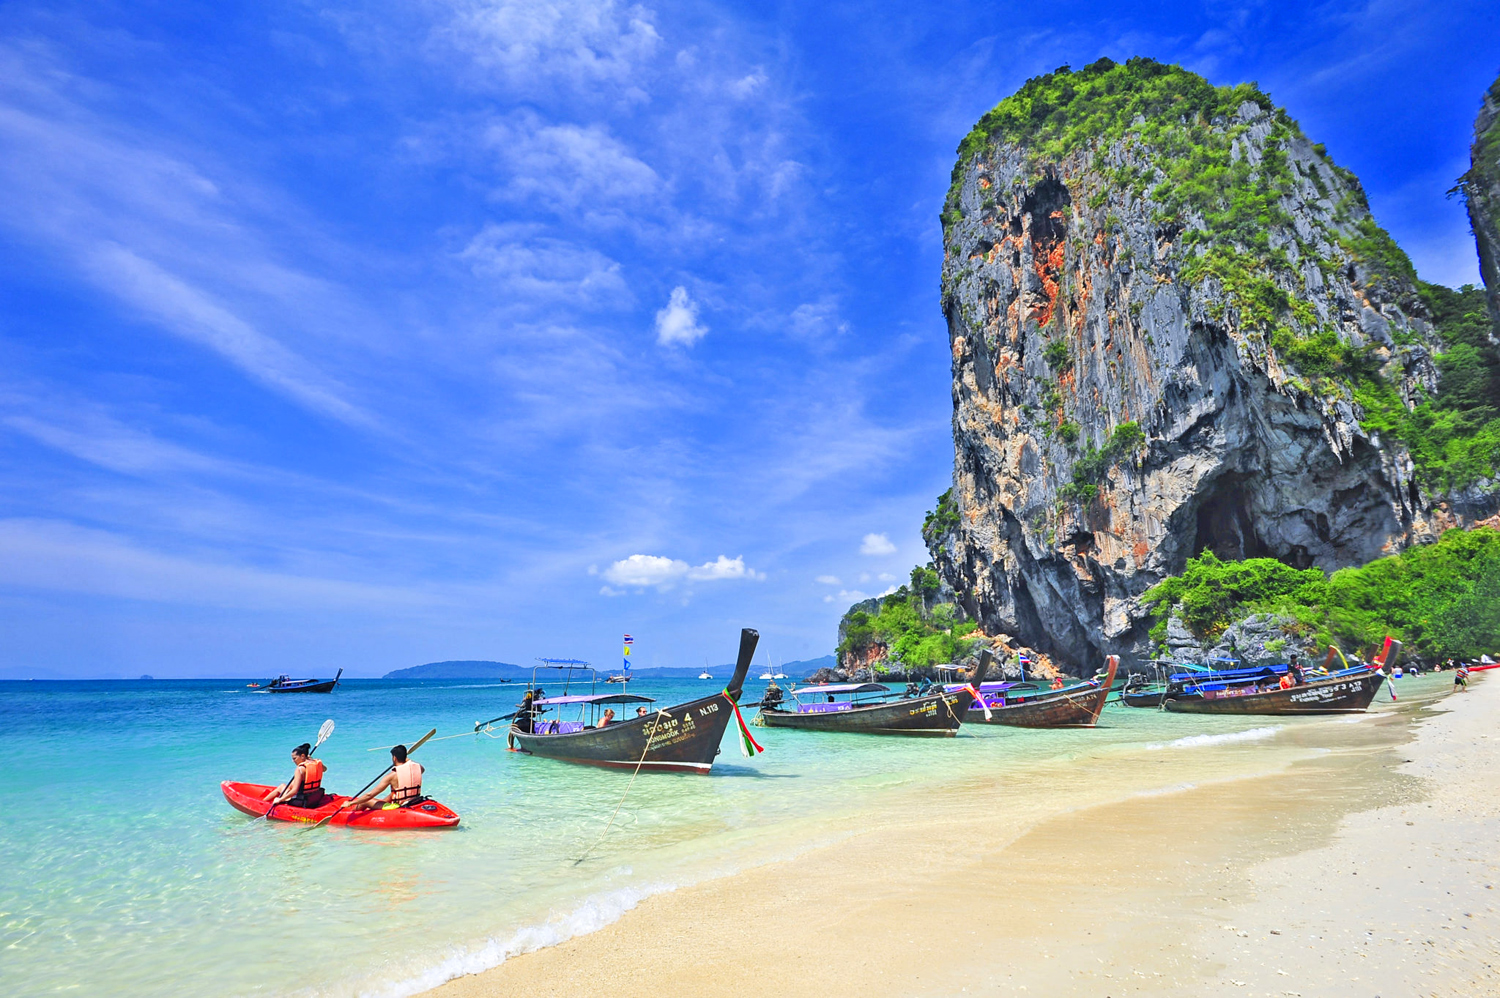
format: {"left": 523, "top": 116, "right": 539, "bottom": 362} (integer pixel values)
{"left": 221, "top": 781, "right": 460, "bottom": 829}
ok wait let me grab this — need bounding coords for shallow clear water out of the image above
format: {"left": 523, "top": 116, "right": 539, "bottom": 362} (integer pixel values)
{"left": 0, "top": 672, "right": 1445, "bottom": 998}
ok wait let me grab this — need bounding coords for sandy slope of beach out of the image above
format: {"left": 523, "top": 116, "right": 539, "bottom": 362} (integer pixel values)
{"left": 427, "top": 674, "right": 1498, "bottom": 998}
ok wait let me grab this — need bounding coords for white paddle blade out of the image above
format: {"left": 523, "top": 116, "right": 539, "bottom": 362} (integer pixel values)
{"left": 317, "top": 719, "right": 335, "bottom": 746}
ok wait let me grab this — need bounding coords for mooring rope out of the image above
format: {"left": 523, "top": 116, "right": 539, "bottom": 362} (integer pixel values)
{"left": 572, "top": 707, "right": 672, "bottom": 866}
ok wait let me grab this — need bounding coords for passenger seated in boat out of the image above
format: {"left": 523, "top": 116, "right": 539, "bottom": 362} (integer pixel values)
{"left": 1050, "top": 676, "right": 1064, "bottom": 690}
{"left": 1288, "top": 655, "right": 1305, "bottom": 686}
{"left": 1279, "top": 673, "right": 1295, "bottom": 690}
{"left": 263, "top": 742, "right": 328, "bottom": 809}
{"left": 597, "top": 708, "right": 616, "bottom": 727}
{"left": 350, "top": 744, "right": 423, "bottom": 810}
{"left": 514, "top": 690, "right": 538, "bottom": 733}
{"left": 636, "top": 706, "right": 649, "bottom": 717}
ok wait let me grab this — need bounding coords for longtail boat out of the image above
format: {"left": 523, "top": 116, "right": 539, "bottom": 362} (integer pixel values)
{"left": 755, "top": 655, "right": 984, "bottom": 736}
{"left": 1120, "top": 658, "right": 1246, "bottom": 708}
{"left": 1163, "top": 664, "right": 1387, "bottom": 714}
{"left": 505, "top": 629, "right": 759, "bottom": 774}
{"left": 254, "top": 669, "right": 342, "bottom": 694}
{"left": 955, "top": 655, "right": 1119, "bottom": 727}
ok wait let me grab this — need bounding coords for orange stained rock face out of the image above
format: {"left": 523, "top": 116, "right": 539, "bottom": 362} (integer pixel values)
{"left": 952, "top": 336, "right": 966, "bottom": 362}
{"left": 1030, "top": 237, "right": 1067, "bottom": 327}
{"left": 1133, "top": 540, "right": 1151, "bottom": 562}
{"left": 978, "top": 177, "right": 991, "bottom": 189}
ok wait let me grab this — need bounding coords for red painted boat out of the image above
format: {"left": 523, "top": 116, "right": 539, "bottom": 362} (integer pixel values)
{"left": 220, "top": 781, "right": 460, "bottom": 829}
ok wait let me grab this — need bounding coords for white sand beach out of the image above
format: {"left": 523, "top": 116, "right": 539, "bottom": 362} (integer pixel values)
{"left": 427, "top": 672, "right": 1497, "bottom": 998}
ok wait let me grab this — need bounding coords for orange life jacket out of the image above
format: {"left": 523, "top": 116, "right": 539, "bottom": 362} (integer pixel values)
{"left": 392, "top": 761, "right": 422, "bottom": 803}
{"left": 300, "top": 758, "right": 325, "bottom": 794}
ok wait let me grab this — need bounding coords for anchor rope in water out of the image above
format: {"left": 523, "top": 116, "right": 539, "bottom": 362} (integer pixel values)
{"left": 572, "top": 707, "right": 672, "bottom": 866}
{"left": 364, "top": 729, "right": 481, "bottom": 751}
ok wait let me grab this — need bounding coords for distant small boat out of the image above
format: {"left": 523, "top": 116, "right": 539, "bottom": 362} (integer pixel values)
{"left": 246, "top": 683, "right": 261, "bottom": 688}
{"left": 758, "top": 671, "right": 773, "bottom": 680}
{"left": 698, "top": 671, "right": 713, "bottom": 680}
{"left": 254, "top": 669, "right": 342, "bottom": 694}
{"left": 773, "top": 672, "right": 787, "bottom": 679}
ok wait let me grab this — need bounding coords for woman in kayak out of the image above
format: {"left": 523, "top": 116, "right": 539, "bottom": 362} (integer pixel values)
{"left": 263, "top": 742, "right": 328, "bottom": 809}
{"left": 350, "top": 744, "right": 424, "bottom": 810}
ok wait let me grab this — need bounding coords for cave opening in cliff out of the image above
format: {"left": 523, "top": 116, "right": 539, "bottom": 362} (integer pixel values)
{"left": 1192, "top": 474, "right": 1271, "bottom": 562}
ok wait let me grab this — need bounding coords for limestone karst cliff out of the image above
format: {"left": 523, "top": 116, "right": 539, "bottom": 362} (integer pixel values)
{"left": 1466, "top": 73, "right": 1500, "bottom": 332}
{"left": 923, "top": 58, "right": 1500, "bottom": 672}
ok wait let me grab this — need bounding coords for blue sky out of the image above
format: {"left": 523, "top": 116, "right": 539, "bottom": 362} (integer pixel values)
{"left": 0, "top": 1, "right": 1495, "bottom": 678}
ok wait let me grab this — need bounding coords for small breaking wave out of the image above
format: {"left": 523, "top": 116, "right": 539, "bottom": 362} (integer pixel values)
{"left": 1145, "top": 726, "right": 1280, "bottom": 751}
{"left": 362, "top": 882, "right": 675, "bottom": 998}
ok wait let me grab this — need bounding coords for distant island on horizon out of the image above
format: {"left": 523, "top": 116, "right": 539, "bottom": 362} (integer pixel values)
{"left": 382, "top": 655, "right": 836, "bottom": 681}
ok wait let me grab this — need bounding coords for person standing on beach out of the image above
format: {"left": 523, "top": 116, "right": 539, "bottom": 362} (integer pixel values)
{"left": 263, "top": 743, "right": 328, "bottom": 809}
{"left": 350, "top": 744, "right": 423, "bottom": 810}
{"left": 1456, "top": 664, "right": 1470, "bottom": 692}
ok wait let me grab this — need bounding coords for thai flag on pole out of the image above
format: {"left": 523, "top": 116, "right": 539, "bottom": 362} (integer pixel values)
{"left": 622, "top": 634, "right": 632, "bottom": 675}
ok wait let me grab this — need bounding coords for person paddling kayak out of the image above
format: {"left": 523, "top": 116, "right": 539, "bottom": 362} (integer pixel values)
{"left": 349, "top": 744, "right": 424, "bottom": 810}
{"left": 262, "top": 742, "right": 328, "bottom": 809}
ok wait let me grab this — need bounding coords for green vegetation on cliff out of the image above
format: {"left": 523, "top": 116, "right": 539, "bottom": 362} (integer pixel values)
{"left": 838, "top": 565, "right": 979, "bottom": 671}
{"left": 1141, "top": 527, "right": 1500, "bottom": 661}
{"left": 946, "top": 56, "right": 1500, "bottom": 488}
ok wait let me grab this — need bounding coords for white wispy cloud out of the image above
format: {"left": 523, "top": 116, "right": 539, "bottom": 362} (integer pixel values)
{"left": 459, "top": 222, "right": 632, "bottom": 306}
{"left": 0, "top": 518, "right": 435, "bottom": 610}
{"left": 83, "top": 244, "right": 371, "bottom": 426}
{"left": 655, "top": 286, "right": 708, "bottom": 346}
{"left": 485, "top": 114, "right": 662, "bottom": 213}
{"left": 823, "top": 587, "right": 868, "bottom": 604}
{"left": 860, "top": 532, "right": 897, "bottom": 556}
{"left": 431, "top": 0, "right": 662, "bottom": 104}
{"left": 815, "top": 574, "right": 841, "bottom": 585}
{"left": 600, "top": 552, "right": 763, "bottom": 591}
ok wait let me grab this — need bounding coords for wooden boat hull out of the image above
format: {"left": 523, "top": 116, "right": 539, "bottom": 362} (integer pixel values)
{"left": 1121, "top": 689, "right": 1166, "bottom": 708}
{"left": 509, "top": 691, "right": 738, "bottom": 773}
{"left": 968, "top": 655, "right": 1117, "bottom": 727}
{"left": 1164, "top": 669, "right": 1386, "bottom": 715}
{"left": 757, "top": 688, "right": 975, "bottom": 736}
{"left": 263, "top": 680, "right": 338, "bottom": 693}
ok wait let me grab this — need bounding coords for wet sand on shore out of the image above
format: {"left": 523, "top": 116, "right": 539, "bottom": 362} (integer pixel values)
{"left": 428, "top": 673, "right": 1499, "bottom": 998}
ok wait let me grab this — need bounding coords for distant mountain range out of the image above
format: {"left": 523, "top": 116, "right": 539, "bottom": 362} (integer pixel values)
{"left": 382, "top": 655, "right": 836, "bottom": 681}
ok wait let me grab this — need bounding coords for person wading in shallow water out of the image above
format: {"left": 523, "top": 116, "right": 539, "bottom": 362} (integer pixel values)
{"left": 263, "top": 743, "right": 328, "bottom": 809}
{"left": 350, "top": 744, "right": 423, "bottom": 810}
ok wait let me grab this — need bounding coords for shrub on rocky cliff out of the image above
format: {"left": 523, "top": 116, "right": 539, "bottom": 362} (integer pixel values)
{"left": 1143, "top": 527, "right": 1500, "bottom": 662}
{"left": 836, "top": 570, "right": 980, "bottom": 672}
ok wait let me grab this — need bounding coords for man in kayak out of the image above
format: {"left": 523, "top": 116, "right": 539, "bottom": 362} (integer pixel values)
{"left": 263, "top": 742, "right": 328, "bottom": 809}
{"left": 350, "top": 744, "right": 424, "bottom": 810}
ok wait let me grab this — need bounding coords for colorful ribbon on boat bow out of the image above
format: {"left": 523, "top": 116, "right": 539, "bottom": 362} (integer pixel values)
{"left": 725, "top": 690, "right": 764, "bottom": 758}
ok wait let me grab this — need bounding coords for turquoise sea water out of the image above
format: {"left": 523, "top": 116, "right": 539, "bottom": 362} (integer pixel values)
{"left": 0, "top": 673, "right": 1441, "bottom": 998}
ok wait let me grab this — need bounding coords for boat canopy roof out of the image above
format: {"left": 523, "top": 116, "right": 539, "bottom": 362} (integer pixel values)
{"left": 792, "top": 683, "right": 888, "bottom": 696}
{"left": 534, "top": 693, "right": 655, "bottom": 706}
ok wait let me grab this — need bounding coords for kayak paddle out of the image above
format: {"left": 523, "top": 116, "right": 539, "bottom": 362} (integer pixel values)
{"left": 263, "top": 718, "right": 335, "bottom": 821}
{"left": 306, "top": 728, "right": 435, "bottom": 830}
